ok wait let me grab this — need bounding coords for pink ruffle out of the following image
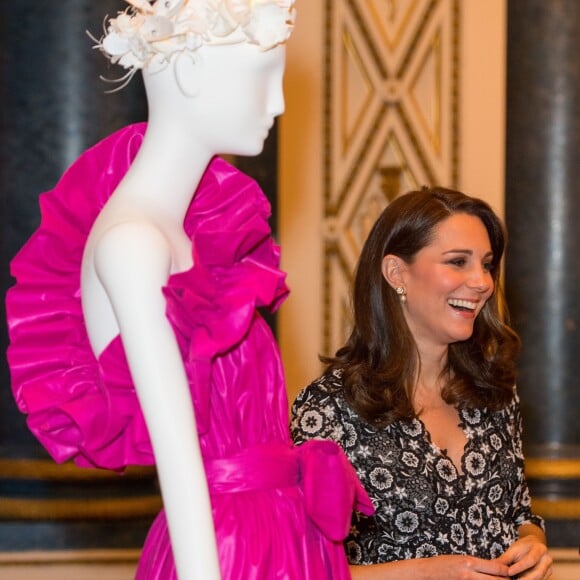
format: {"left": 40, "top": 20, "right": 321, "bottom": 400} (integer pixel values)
{"left": 164, "top": 160, "right": 288, "bottom": 435}
{"left": 6, "top": 123, "right": 288, "bottom": 471}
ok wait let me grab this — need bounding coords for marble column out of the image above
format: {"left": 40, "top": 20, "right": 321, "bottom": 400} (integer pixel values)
{"left": 0, "top": 0, "right": 155, "bottom": 550}
{"left": 505, "top": 0, "right": 580, "bottom": 546}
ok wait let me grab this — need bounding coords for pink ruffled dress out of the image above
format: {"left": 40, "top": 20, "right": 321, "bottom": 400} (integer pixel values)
{"left": 6, "top": 124, "right": 373, "bottom": 579}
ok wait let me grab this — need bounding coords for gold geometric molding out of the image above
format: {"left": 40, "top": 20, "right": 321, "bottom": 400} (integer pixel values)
{"left": 531, "top": 498, "right": 580, "bottom": 520}
{"left": 0, "top": 459, "right": 155, "bottom": 481}
{"left": 323, "top": 0, "right": 460, "bottom": 355}
{"left": 364, "top": 0, "right": 423, "bottom": 55}
{"left": 0, "top": 459, "right": 160, "bottom": 520}
{"left": 525, "top": 459, "right": 580, "bottom": 519}
{"left": 526, "top": 458, "right": 580, "bottom": 479}
{"left": 0, "top": 496, "right": 162, "bottom": 520}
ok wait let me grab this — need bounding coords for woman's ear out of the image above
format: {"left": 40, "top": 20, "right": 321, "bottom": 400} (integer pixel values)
{"left": 381, "top": 254, "right": 407, "bottom": 289}
{"left": 174, "top": 51, "right": 202, "bottom": 97}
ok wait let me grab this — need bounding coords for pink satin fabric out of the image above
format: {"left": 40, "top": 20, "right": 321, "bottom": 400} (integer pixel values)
{"left": 205, "top": 439, "right": 372, "bottom": 542}
{"left": 138, "top": 440, "right": 374, "bottom": 579}
{"left": 6, "top": 124, "right": 373, "bottom": 578}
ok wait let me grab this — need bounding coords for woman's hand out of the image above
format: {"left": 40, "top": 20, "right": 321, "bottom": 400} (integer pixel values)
{"left": 350, "top": 554, "right": 510, "bottom": 579}
{"left": 498, "top": 532, "right": 552, "bottom": 579}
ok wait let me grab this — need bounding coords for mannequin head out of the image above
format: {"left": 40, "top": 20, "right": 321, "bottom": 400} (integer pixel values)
{"left": 142, "top": 42, "right": 286, "bottom": 157}
{"left": 94, "top": 1, "right": 294, "bottom": 157}
{"left": 94, "top": 0, "right": 295, "bottom": 91}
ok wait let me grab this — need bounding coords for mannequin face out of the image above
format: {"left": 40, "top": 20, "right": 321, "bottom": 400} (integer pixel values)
{"left": 182, "top": 43, "right": 286, "bottom": 156}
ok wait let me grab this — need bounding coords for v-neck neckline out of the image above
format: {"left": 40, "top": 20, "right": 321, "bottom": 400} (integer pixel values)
{"left": 416, "top": 413, "right": 470, "bottom": 478}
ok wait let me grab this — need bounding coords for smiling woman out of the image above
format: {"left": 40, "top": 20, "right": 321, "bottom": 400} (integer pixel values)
{"left": 291, "top": 187, "right": 553, "bottom": 580}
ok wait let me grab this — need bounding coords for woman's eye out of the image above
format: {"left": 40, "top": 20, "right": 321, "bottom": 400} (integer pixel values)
{"left": 483, "top": 262, "right": 495, "bottom": 272}
{"left": 448, "top": 258, "right": 466, "bottom": 267}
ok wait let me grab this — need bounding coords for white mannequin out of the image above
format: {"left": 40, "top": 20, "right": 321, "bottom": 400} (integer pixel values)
{"left": 80, "top": 42, "right": 286, "bottom": 580}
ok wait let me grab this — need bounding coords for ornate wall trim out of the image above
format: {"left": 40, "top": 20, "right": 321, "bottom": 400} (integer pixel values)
{"left": 323, "top": 0, "right": 460, "bottom": 355}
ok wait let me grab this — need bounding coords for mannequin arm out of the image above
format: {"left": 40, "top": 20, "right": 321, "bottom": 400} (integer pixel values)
{"left": 94, "top": 221, "right": 221, "bottom": 580}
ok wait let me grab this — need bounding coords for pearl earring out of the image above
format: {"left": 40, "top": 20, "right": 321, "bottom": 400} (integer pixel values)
{"left": 396, "top": 286, "right": 407, "bottom": 303}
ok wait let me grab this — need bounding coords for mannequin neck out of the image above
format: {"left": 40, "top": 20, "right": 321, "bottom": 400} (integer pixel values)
{"left": 115, "top": 118, "right": 215, "bottom": 224}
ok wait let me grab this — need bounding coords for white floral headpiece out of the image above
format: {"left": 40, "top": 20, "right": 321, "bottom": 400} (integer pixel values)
{"left": 91, "top": 0, "right": 296, "bottom": 89}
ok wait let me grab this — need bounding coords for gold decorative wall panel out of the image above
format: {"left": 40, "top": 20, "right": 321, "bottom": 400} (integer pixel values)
{"left": 323, "top": 0, "right": 460, "bottom": 354}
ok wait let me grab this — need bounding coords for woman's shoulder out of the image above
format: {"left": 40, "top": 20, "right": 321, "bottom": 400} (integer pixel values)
{"left": 462, "top": 386, "right": 520, "bottom": 437}
{"left": 290, "top": 368, "right": 350, "bottom": 444}
{"left": 491, "top": 385, "right": 520, "bottom": 417}
{"left": 294, "top": 368, "right": 345, "bottom": 403}
{"left": 291, "top": 368, "right": 350, "bottom": 421}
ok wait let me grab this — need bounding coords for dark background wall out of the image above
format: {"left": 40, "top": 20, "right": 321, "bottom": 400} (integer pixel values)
{"left": 0, "top": 0, "right": 157, "bottom": 551}
{"left": 505, "top": 0, "right": 580, "bottom": 547}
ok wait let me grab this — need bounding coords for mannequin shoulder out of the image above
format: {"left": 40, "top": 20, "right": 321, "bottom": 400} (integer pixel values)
{"left": 93, "top": 220, "right": 173, "bottom": 286}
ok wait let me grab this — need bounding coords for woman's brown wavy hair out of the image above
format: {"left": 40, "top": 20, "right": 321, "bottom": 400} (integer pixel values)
{"left": 325, "top": 186, "right": 520, "bottom": 427}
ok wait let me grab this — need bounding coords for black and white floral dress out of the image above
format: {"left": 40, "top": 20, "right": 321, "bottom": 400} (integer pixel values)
{"left": 290, "top": 369, "right": 544, "bottom": 564}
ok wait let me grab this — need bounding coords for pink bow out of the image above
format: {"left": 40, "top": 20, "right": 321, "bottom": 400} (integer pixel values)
{"left": 297, "top": 439, "right": 375, "bottom": 541}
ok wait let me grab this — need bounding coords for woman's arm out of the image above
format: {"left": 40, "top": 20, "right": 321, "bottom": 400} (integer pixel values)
{"left": 497, "top": 395, "right": 551, "bottom": 579}
{"left": 94, "top": 221, "right": 221, "bottom": 580}
{"left": 349, "top": 554, "right": 510, "bottom": 579}
{"left": 498, "top": 523, "right": 552, "bottom": 579}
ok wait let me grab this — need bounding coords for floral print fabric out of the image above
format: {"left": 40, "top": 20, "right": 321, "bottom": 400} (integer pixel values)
{"left": 291, "top": 369, "right": 544, "bottom": 564}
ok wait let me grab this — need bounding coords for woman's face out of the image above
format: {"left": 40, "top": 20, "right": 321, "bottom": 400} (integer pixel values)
{"left": 389, "top": 213, "right": 495, "bottom": 355}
